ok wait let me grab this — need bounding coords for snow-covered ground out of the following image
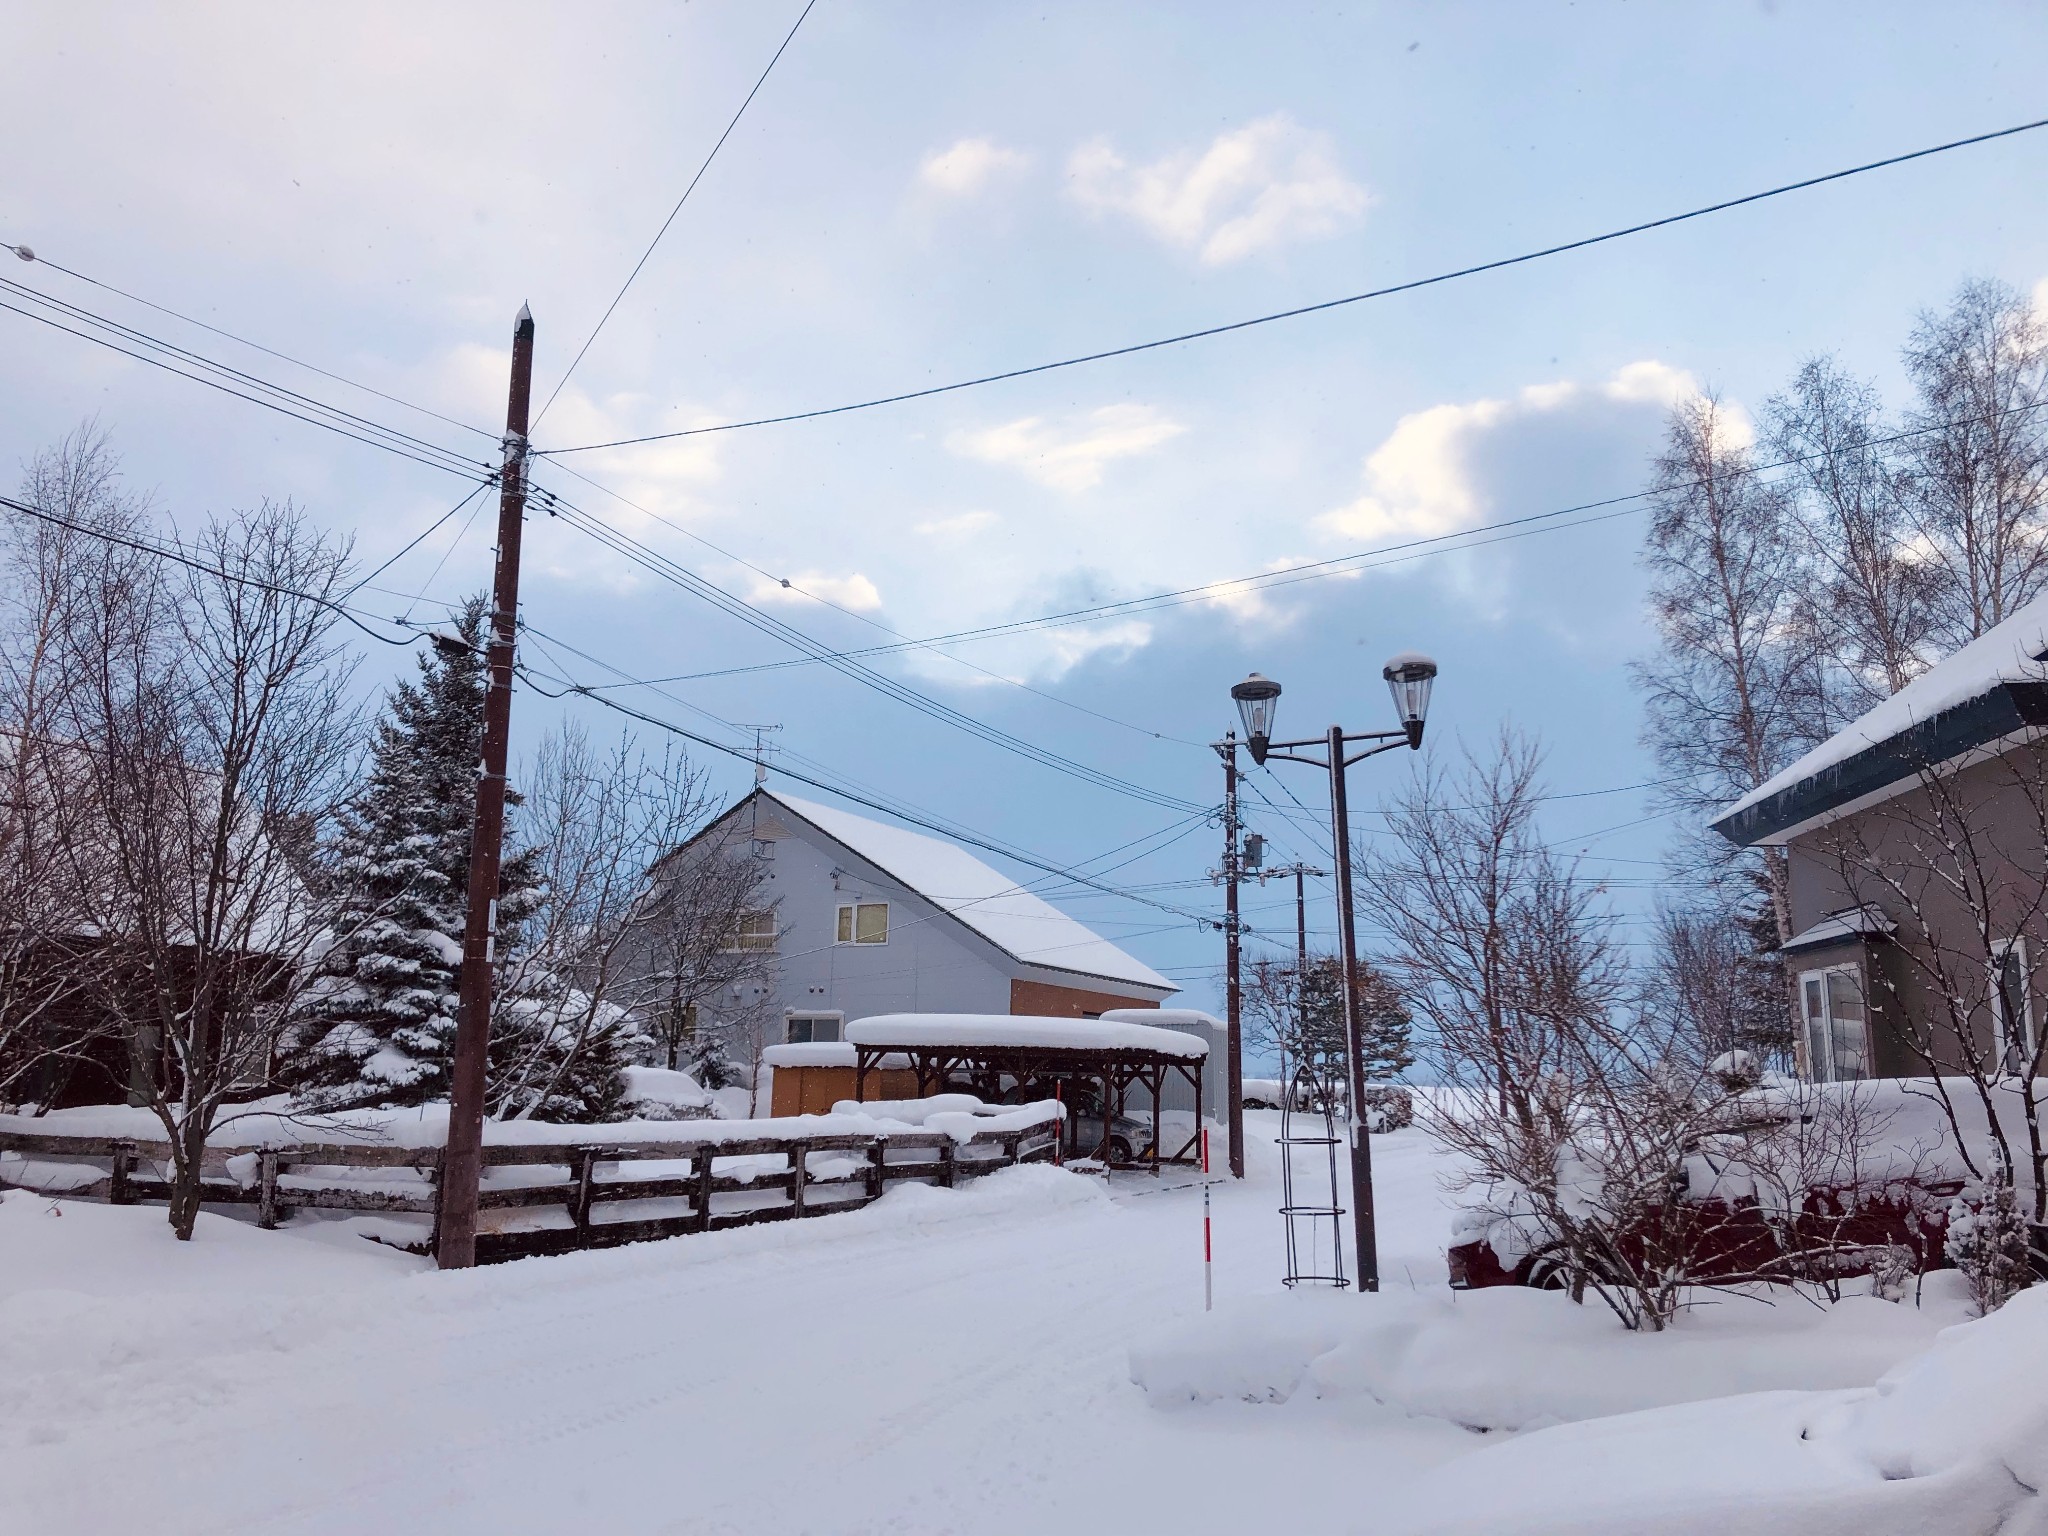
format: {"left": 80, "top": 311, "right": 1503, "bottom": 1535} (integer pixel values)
{"left": 2, "top": 1110, "right": 2039, "bottom": 1534}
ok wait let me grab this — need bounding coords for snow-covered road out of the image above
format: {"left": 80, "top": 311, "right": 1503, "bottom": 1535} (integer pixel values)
{"left": 3, "top": 1121, "right": 1473, "bottom": 1536}
{"left": 10, "top": 1113, "right": 2013, "bottom": 1535}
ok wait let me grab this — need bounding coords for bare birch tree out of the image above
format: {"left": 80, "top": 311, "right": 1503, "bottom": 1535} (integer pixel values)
{"left": 1636, "top": 391, "right": 1826, "bottom": 945}
{"left": 1763, "top": 355, "right": 1932, "bottom": 712}
{"left": 1901, "top": 278, "right": 2048, "bottom": 653}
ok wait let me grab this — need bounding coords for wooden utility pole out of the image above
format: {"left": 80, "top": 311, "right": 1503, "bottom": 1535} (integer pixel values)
{"left": 436, "top": 304, "right": 536, "bottom": 1271}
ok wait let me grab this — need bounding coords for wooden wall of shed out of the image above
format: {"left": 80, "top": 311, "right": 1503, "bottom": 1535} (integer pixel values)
{"left": 1007, "top": 979, "right": 1159, "bottom": 1018}
{"left": 769, "top": 1064, "right": 920, "bottom": 1117}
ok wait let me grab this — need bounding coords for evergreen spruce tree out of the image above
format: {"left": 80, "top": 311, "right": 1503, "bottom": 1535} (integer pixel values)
{"left": 1286, "top": 955, "right": 1415, "bottom": 1083}
{"left": 291, "top": 597, "right": 547, "bottom": 1109}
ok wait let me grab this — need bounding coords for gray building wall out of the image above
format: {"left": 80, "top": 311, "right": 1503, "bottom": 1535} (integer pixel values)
{"left": 1783, "top": 751, "right": 2048, "bottom": 1076}
{"left": 749, "top": 803, "right": 1014, "bottom": 1032}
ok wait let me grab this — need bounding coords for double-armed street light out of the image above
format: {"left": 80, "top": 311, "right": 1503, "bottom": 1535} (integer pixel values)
{"left": 1229, "top": 652, "right": 1438, "bottom": 1294}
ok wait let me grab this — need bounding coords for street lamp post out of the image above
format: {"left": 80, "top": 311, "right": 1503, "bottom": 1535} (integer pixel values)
{"left": 1229, "top": 654, "right": 1437, "bottom": 1294}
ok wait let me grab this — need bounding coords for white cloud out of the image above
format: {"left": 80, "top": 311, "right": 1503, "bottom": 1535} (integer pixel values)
{"left": 946, "top": 403, "right": 1186, "bottom": 492}
{"left": 1317, "top": 361, "right": 1702, "bottom": 543}
{"left": 914, "top": 509, "right": 1000, "bottom": 538}
{"left": 747, "top": 570, "right": 884, "bottom": 612}
{"left": 1067, "top": 114, "right": 1368, "bottom": 265}
{"left": 918, "top": 137, "right": 1031, "bottom": 196}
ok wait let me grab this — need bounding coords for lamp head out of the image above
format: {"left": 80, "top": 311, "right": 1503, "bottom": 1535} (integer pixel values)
{"left": 1230, "top": 673, "right": 1282, "bottom": 763}
{"left": 1382, "top": 652, "right": 1437, "bottom": 748}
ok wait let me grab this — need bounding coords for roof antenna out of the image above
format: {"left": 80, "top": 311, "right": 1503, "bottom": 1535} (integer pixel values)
{"left": 736, "top": 723, "right": 782, "bottom": 786}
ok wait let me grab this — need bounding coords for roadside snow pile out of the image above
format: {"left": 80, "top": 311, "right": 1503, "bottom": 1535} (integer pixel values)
{"left": 0, "top": 1094, "right": 1052, "bottom": 1154}
{"left": 831, "top": 1093, "right": 1063, "bottom": 1143}
{"left": 617, "top": 1065, "right": 715, "bottom": 1120}
{"left": 1130, "top": 1280, "right": 1971, "bottom": 1432}
{"left": 1376, "top": 1282, "right": 2048, "bottom": 1535}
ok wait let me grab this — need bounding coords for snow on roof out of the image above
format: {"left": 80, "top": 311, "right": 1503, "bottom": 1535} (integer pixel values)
{"left": 1103, "top": 1007, "right": 1226, "bottom": 1033}
{"left": 1721, "top": 592, "right": 2048, "bottom": 824}
{"left": 763, "top": 791, "right": 1174, "bottom": 993}
{"left": 1781, "top": 906, "right": 1896, "bottom": 953}
{"left": 846, "top": 1012, "right": 1209, "bottom": 1059}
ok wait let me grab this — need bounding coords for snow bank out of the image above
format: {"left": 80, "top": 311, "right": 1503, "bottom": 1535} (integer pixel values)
{"left": 0, "top": 1188, "right": 417, "bottom": 1305}
{"left": 1371, "top": 1282, "right": 2048, "bottom": 1535}
{"left": 0, "top": 1095, "right": 1048, "bottom": 1155}
{"left": 1130, "top": 1279, "right": 1971, "bottom": 1432}
{"left": 826, "top": 1094, "right": 1062, "bottom": 1144}
{"left": 846, "top": 1012, "right": 1208, "bottom": 1058}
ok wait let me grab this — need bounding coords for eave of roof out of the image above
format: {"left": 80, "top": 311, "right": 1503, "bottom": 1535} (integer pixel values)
{"left": 1711, "top": 679, "right": 2048, "bottom": 848}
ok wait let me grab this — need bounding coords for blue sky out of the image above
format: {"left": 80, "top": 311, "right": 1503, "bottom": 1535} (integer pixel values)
{"left": 5, "top": 1, "right": 2047, "bottom": 1015}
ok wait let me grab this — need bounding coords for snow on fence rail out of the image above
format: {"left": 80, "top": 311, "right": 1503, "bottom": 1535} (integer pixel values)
{"left": 0, "top": 1110, "right": 1061, "bottom": 1264}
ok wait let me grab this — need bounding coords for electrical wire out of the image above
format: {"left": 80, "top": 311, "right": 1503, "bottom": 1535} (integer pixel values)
{"left": 535, "top": 492, "right": 1210, "bottom": 814}
{"left": 539, "top": 456, "right": 1203, "bottom": 746}
{"left": 537, "top": 113, "right": 2048, "bottom": 455}
{"left": 0, "top": 492, "right": 422, "bottom": 648}
{"left": 345, "top": 480, "right": 495, "bottom": 599}
{"left": 532, "top": 0, "right": 818, "bottom": 426}
{"left": 1, "top": 241, "right": 497, "bottom": 442}
{"left": 0, "top": 274, "right": 494, "bottom": 478}
{"left": 513, "top": 649, "right": 1219, "bottom": 924}
{"left": 568, "top": 395, "right": 2048, "bottom": 687}
{"left": 0, "top": 290, "right": 494, "bottom": 487}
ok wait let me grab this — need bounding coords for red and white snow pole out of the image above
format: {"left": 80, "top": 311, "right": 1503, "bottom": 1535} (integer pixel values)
{"left": 1201, "top": 1126, "right": 1213, "bottom": 1311}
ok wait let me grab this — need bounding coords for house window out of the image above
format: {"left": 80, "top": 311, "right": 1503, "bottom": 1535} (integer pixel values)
{"left": 729, "top": 910, "right": 777, "bottom": 952}
{"left": 1800, "top": 964, "right": 1869, "bottom": 1082}
{"left": 752, "top": 838, "right": 776, "bottom": 860}
{"left": 836, "top": 901, "right": 889, "bottom": 945}
{"left": 785, "top": 1012, "right": 843, "bottom": 1044}
{"left": 1994, "top": 938, "right": 2034, "bottom": 1075}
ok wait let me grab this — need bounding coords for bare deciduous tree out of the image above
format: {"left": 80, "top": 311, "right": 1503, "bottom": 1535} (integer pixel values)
{"left": 53, "top": 494, "right": 359, "bottom": 1238}
{"left": 1901, "top": 278, "right": 2048, "bottom": 653}
{"left": 1763, "top": 355, "right": 1932, "bottom": 711}
{"left": 0, "top": 428, "right": 138, "bottom": 1107}
{"left": 624, "top": 823, "right": 777, "bottom": 1081}
{"left": 1636, "top": 391, "right": 1826, "bottom": 948}
{"left": 1649, "top": 904, "right": 1793, "bottom": 1072}
{"left": 487, "top": 726, "right": 709, "bottom": 1120}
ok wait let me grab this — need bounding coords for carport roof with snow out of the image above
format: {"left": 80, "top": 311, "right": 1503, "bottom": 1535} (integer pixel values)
{"left": 846, "top": 1014, "right": 1207, "bottom": 1059}
{"left": 847, "top": 1013, "right": 1207, "bottom": 1165}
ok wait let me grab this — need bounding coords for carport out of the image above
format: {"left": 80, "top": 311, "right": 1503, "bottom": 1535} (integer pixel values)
{"left": 846, "top": 1013, "right": 1208, "bottom": 1168}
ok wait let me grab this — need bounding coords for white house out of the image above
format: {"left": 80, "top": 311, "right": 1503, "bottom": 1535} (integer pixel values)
{"left": 658, "top": 787, "right": 1177, "bottom": 1048}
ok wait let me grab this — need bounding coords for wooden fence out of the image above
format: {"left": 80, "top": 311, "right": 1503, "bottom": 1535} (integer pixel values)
{"left": 0, "top": 1118, "right": 1060, "bottom": 1264}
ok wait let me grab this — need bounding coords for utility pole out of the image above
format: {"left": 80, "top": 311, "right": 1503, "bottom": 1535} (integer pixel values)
{"left": 1209, "top": 732, "right": 1246, "bottom": 1179}
{"left": 437, "top": 304, "right": 535, "bottom": 1272}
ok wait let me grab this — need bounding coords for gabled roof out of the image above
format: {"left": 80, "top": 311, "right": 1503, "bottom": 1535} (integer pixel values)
{"left": 751, "top": 789, "right": 1175, "bottom": 996}
{"left": 1713, "top": 594, "right": 2048, "bottom": 847}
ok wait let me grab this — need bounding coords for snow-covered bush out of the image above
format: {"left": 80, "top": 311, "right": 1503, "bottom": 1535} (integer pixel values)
{"left": 1946, "top": 1178, "right": 2033, "bottom": 1316}
{"left": 1360, "top": 1085, "right": 1413, "bottom": 1132}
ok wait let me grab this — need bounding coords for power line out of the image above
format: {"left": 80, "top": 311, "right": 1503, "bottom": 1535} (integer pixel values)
{"left": 574, "top": 393, "right": 2048, "bottom": 689}
{"left": 537, "top": 113, "right": 2048, "bottom": 455}
{"left": 2, "top": 241, "right": 496, "bottom": 442}
{"left": 535, "top": 492, "right": 1210, "bottom": 814}
{"left": 540, "top": 456, "right": 1203, "bottom": 746}
{"left": 0, "top": 492, "right": 420, "bottom": 649}
{"left": 0, "top": 285, "right": 494, "bottom": 486}
{"left": 513, "top": 649, "right": 1219, "bottom": 924}
{"left": 533, "top": 0, "right": 818, "bottom": 426}
{"left": 345, "top": 480, "right": 496, "bottom": 598}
